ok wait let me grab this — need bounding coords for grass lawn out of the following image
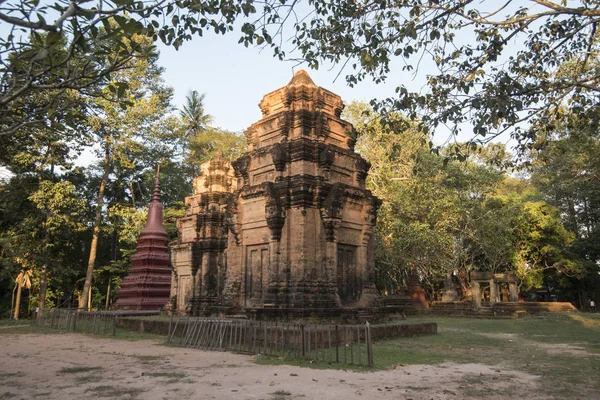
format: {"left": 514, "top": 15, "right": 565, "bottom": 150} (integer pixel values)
{"left": 0, "top": 319, "right": 31, "bottom": 327}
{"left": 259, "top": 313, "right": 600, "bottom": 397}
{"left": 0, "top": 323, "right": 166, "bottom": 341}
{"left": 3, "top": 312, "right": 599, "bottom": 398}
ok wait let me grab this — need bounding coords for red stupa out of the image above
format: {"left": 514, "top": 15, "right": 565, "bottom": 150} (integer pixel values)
{"left": 115, "top": 167, "right": 172, "bottom": 310}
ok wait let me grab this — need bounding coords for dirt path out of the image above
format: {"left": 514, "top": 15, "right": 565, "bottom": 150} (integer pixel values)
{"left": 0, "top": 333, "right": 542, "bottom": 400}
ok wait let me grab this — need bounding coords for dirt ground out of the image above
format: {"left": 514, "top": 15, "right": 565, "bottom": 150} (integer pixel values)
{"left": 0, "top": 332, "right": 545, "bottom": 400}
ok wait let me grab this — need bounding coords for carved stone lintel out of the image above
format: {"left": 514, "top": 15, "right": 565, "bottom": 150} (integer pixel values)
{"left": 318, "top": 143, "right": 335, "bottom": 171}
{"left": 265, "top": 182, "right": 285, "bottom": 241}
{"left": 271, "top": 142, "right": 287, "bottom": 172}
{"left": 225, "top": 192, "right": 241, "bottom": 245}
{"left": 232, "top": 154, "right": 251, "bottom": 184}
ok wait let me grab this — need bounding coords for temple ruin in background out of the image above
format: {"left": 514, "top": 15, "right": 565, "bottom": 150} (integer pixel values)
{"left": 170, "top": 70, "right": 381, "bottom": 318}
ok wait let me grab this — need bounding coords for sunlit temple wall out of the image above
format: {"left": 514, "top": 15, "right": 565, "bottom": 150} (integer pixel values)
{"left": 171, "top": 70, "right": 380, "bottom": 315}
{"left": 221, "top": 70, "right": 381, "bottom": 311}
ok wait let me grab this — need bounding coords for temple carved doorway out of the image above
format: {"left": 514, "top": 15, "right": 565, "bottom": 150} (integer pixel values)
{"left": 337, "top": 244, "right": 358, "bottom": 305}
{"left": 244, "top": 245, "right": 269, "bottom": 305}
{"left": 178, "top": 275, "right": 192, "bottom": 313}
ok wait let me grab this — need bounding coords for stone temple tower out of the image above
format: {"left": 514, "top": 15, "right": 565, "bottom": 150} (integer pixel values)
{"left": 220, "top": 70, "right": 381, "bottom": 313}
{"left": 170, "top": 155, "right": 236, "bottom": 314}
{"left": 170, "top": 70, "right": 381, "bottom": 317}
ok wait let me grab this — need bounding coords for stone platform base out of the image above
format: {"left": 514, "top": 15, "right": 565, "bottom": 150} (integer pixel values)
{"left": 188, "top": 303, "right": 419, "bottom": 323}
{"left": 430, "top": 301, "right": 577, "bottom": 318}
{"left": 116, "top": 316, "right": 437, "bottom": 340}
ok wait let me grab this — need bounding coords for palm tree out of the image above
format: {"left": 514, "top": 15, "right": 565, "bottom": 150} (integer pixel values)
{"left": 180, "top": 90, "right": 213, "bottom": 173}
{"left": 180, "top": 90, "right": 213, "bottom": 140}
{"left": 12, "top": 269, "right": 32, "bottom": 320}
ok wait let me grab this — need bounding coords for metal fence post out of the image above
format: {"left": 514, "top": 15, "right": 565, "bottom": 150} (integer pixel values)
{"left": 335, "top": 325, "right": 339, "bottom": 363}
{"left": 301, "top": 324, "right": 305, "bottom": 357}
{"left": 366, "top": 321, "right": 374, "bottom": 367}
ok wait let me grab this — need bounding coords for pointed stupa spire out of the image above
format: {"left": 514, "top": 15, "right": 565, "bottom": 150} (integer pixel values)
{"left": 289, "top": 69, "right": 315, "bottom": 86}
{"left": 114, "top": 164, "right": 170, "bottom": 310}
{"left": 142, "top": 164, "right": 167, "bottom": 236}
{"left": 152, "top": 164, "right": 161, "bottom": 202}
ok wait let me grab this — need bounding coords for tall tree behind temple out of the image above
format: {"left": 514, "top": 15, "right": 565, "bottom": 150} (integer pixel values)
{"left": 180, "top": 91, "right": 213, "bottom": 141}
{"left": 346, "top": 101, "right": 582, "bottom": 300}
{"left": 187, "top": 127, "right": 246, "bottom": 166}
{"left": 78, "top": 33, "right": 183, "bottom": 310}
{"left": 530, "top": 114, "right": 600, "bottom": 306}
{"left": 0, "top": 35, "right": 90, "bottom": 310}
{"left": 344, "top": 101, "right": 458, "bottom": 294}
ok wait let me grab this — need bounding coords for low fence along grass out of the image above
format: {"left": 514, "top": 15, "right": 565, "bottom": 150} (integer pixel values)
{"left": 30, "top": 309, "right": 376, "bottom": 367}
{"left": 167, "top": 317, "right": 375, "bottom": 367}
{"left": 33, "top": 309, "right": 118, "bottom": 336}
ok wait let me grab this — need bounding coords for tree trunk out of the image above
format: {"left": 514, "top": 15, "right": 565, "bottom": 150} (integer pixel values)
{"left": 11, "top": 285, "right": 17, "bottom": 319}
{"left": 105, "top": 274, "right": 112, "bottom": 310}
{"left": 79, "top": 141, "right": 111, "bottom": 310}
{"left": 38, "top": 162, "right": 53, "bottom": 311}
{"left": 105, "top": 226, "right": 118, "bottom": 310}
{"left": 567, "top": 192, "right": 578, "bottom": 237}
{"left": 457, "top": 266, "right": 471, "bottom": 301}
{"left": 583, "top": 197, "right": 592, "bottom": 236}
{"left": 13, "top": 284, "right": 22, "bottom": 320}
{"left": 39, "top": 264, "right": 48, "bottom": 310}
{"left": 129, "top": 180, "right": 136, "bottom": 207}
{"left": 39, "top": 220, "right": 50, "bottom": 310}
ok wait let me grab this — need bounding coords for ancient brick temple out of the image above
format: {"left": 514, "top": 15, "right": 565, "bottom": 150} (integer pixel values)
{"left": 171, "top": 70, "right": 381, "bottom": 317}
{"left": 115, "top": 170, "right": 172, "bottom": 310}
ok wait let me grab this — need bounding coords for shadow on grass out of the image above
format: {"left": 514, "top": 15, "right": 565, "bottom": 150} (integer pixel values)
{"left": 259, "top": 313, "right": 600, "bottom": 398}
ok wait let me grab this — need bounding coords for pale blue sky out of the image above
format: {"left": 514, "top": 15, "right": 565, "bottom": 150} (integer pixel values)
{"left": 153, "top": 16, "right": 515, "bottom": 150}
{"left": 2, "top": 1, "right": 540, "bottom": 170}
{"left": 156, "top": 31, "right": 430, "bottom": 134}
{"left": 154, "top": 1, "right": 545, "bottom": 152}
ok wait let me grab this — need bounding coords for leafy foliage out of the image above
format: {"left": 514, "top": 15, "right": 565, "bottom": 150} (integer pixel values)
{"left": 0, "top": 0, "right": 261, "bottom": 135}
{"left": 348, "top": 101, "right": 583, "bottom": 298}
{"left": 188, "top": 127, "right": 246, "bottom": 165}
{"left": 242, "top": 1, "right": 600, "bottom": 154}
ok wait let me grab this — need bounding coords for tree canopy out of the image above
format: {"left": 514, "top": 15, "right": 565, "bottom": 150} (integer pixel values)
{"left": 248, "top": 0, "right": 600, "bottom": 153}
{"left": 0, "top": 0, "right": 257, "bottom": 136}
{"left": 346, "top": 101, "right": 588, "bottom": 301}
{"left": 3, "top": 1, "right": 598, "bottom": 153}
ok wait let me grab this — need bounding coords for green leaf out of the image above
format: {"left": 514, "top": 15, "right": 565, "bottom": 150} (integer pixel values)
{"left": 46, "top": 31, "right": 61, "bottom": 45}
{"left": 32, "top": 48, "right": 48, "bottom": 61}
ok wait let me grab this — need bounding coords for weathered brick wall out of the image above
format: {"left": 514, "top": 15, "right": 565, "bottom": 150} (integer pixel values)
{"left": 430, "top": 301, "right": 578, "bottom": 317}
